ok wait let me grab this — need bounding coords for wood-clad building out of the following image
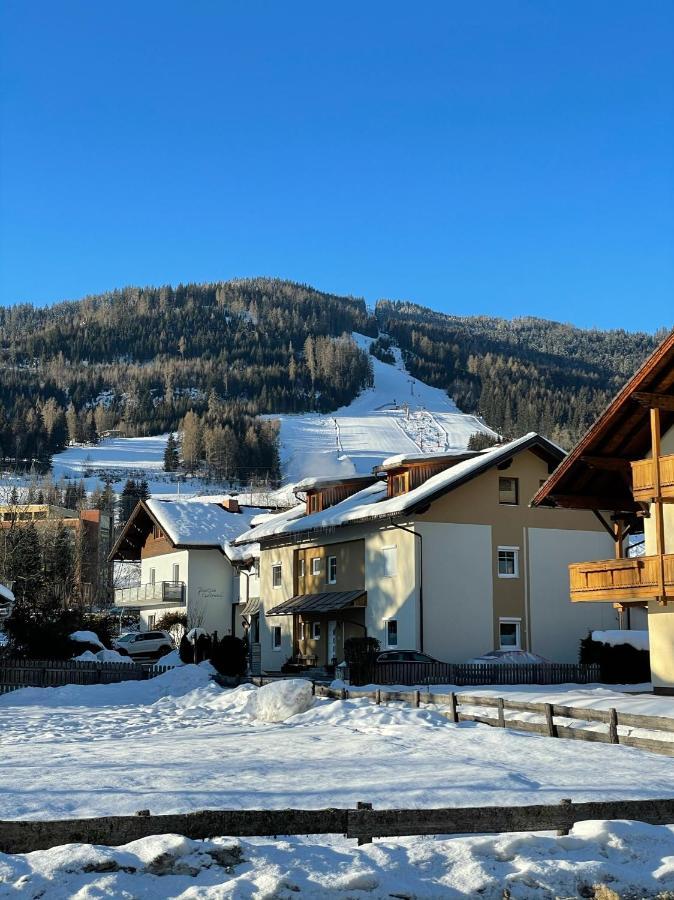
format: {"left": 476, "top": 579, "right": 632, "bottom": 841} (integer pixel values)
{"left": 533, "top": 328, "right": 674, "bottom": 693}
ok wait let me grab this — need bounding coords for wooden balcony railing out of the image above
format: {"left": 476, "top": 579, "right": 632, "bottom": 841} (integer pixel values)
{"left": 631, "top": 454, "right": 674, "bottom": 502}
{"left": 570, "top": 555, "right": 674, "bottom": 603}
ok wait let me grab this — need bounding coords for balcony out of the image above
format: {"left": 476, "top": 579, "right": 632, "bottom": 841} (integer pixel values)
{"left": 114, "top": 580, "right": 186, "bottom": 609}
{"left": 569, "top": 556, "right": 674, "bottom": 603}
{"left": 631, "top": 454, "right": 674, "bottom": 503}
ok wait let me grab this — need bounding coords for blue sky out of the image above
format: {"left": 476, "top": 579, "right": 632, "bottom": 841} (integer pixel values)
{"left": 1, "top": 1, "right": 672, "bottom": 331}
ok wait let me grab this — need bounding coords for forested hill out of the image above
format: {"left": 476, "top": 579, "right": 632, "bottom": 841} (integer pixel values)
{"left": 0, "top": 277, "right": 662, "bottom": 472}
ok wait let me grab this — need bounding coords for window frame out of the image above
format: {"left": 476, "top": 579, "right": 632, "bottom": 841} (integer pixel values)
{"left": 311, "top": 557, "right": 321, "bottom": 576}
{"left": 385, "top": 618, "right": 398, "bottom": 648}
{"left": 498, "top": 617, "right": 522, "bottom": 651}
{"left": 327, "top": 556, "right": 337, "bottom": 584}
{"left": 271, "top": 625, "right": 282, "bottom": 650}
{"left": 149, "top": 567, "right": 156, "bottom": 585}
{"left": 172, "top": 563, "right": 180, "bottom": 583}
{"left": 271, "top": 563, "right": 282, "bottom": 589}
{"left": 498, "top": 476, "right": 519, "bottom": 506}
{"left": 311, "top": 621, "right": 321, "bottom": 640}
{"left": 382, "top": 545, "right": 397, "bottom": 578}
{"left": 497, "top": 546, "right": 520, "bottom": 579}
{"left": 298, "top": 558, "right": 305, "bottom": 578}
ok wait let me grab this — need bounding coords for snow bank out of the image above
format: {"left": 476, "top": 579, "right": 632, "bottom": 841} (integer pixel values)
{"left": 592, "top": 629, "right": 650, "bottom": 651}
{"left": 69, "top": 630, "right": 103, "bottom": 648}
{"left": 157, "top": 648, "right": 182, "bottom": 666}
{"left": 1, "top": 820, "right": 673, "bottom": 898}
{"left": 74, "top": 648, "right": 134, "bottom": 664}
{"left": 253, "top": 678, "right": 314, "bottom": 722}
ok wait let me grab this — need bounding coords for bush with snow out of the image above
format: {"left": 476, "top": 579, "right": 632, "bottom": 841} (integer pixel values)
{"left": 70, "top": 630, "right": 104, "bottom": 649}
{"left": 253, "top": 678, "right": 314, "bottom": 723}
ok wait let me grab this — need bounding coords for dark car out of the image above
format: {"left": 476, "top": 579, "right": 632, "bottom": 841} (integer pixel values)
{"left": 373, "top": 649, "right": 446, "bottom": 685}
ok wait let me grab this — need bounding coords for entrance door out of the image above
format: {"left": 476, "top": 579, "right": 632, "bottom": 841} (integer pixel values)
{"left": 328, "top": 620, "right": 337, "bottom": 664}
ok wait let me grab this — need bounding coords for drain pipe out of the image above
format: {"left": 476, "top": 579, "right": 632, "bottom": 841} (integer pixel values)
{"left": 389, "top": 521, "right": 424, "bottom": 653}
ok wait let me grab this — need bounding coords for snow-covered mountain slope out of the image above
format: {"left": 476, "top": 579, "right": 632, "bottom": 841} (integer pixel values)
{"left": 274, "top": 333, "right": 495, "bottom": 481}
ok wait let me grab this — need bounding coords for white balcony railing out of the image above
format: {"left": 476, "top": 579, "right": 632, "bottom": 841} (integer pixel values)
{"left": 114, "top": 581, "right": 186, "bottom": 608}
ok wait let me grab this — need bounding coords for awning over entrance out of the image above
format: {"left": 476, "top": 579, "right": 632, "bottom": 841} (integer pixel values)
{"left": 240, "top": 597, "right": 261, "bottom": 616}
{"left": 267, "top": 590, "right": 366, "bottom": 616}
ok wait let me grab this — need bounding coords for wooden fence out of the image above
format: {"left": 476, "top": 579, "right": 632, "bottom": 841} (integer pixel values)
{"left": 292, "top": 683, "right": 674, "bottom": 757}
{"left": 353, "top": 660, "right": 602, "bottom": 686}
{"left": 0, "top": 659, "right": 172, "bottom": 695}
{"left": 1, "top": 797, "right": 674, "bottom": 854}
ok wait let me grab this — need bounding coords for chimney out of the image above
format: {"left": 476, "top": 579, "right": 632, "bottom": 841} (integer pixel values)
{"left": 220, "top": 497, "right": 240, "bottom": 513}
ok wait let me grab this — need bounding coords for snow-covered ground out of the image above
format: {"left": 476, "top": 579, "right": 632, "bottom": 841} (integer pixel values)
{"left": 274, "top": 334, "right": 496, "bottom": 481}
{"left": 1, "top": 670, "right": 673, "bottom": 897}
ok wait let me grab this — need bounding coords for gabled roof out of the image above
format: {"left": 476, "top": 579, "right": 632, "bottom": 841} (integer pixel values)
{"left": 109, "top": 499, "right": 270, "bottom": 563}
{"left": 293, "top": 474, "right": 379, "bottom": 493}
{"left": 533, "top": 328, "right": 674, "bottom": 512}
{"left": 235, "top": 433, "right": 564, "bottom": 545}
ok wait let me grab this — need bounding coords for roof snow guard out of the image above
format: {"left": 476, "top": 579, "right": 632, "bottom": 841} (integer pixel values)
{"left": 266, "top": 590, "right": 366, "bottom": 616}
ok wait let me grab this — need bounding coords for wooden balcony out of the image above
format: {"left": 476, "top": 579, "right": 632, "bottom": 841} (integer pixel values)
{"left": 631, "top": 454, "right": 674, "bottom": 502}
{"left": 570, "top": 555, "right": 674, "bottom": 603}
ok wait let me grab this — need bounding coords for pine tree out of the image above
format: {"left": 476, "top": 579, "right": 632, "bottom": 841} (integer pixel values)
{"left": 163, "top": 433, "right": 179, "bottom": 472}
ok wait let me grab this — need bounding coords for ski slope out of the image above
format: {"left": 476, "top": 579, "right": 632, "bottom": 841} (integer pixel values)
{"left": 275, "top": 334, "right": 495, "bottom": 481}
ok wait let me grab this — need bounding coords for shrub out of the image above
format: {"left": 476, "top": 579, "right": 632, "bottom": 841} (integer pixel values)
{"left": 210, "top": 635, "right": 248, "bottom": 677}
{"left": 155, "top": 611, "right": 188, "bottom": 645}
{"left": 344, "top": 636, "right": 380, "bottom": 666}
{"left": 179, "top": 633, "right": 193, "bottom": 664}
{"left": 579, "top": 634, "right": 650, "bottom": 684}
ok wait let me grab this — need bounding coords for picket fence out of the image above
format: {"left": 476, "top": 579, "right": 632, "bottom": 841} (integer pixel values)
{"left": 353, "top": 660, "right": 602, "bottom": 686}
{"left": 0, "top": 659, "right": 172, "bottom": 695}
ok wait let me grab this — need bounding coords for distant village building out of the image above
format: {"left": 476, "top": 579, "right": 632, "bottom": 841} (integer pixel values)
{"left": 534, "top": 328, "right": 674, "bottom": 694}
{"left": 233, "top": 433, "right": 619, "bottom": 674}
{"left": 0, "top": 503, "right": 113, "bottom": 607}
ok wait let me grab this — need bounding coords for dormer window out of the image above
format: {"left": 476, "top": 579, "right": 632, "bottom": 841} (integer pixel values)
{"left": 390, "top": 472, "right": 409, "bottom": 497}
{"left": 308, "top": 493, "right": 321, "bottom": 514}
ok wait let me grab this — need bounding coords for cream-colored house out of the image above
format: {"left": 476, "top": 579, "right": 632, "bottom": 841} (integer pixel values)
{"left": 110, "top": 498, "right": 266, "bottom": 637}
{"left": 233, "top": 434, "right": 619, "bottom": 673}
{"left": 534, "top": 328, "right": 674, "bottom": 694}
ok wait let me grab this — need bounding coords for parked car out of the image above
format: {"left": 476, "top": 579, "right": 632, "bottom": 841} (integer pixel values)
{"left": 371, "top": 649, "right": 447, "bottom": 685}
{"left": 113, "top": 631, "right": 174, "bottom": 659}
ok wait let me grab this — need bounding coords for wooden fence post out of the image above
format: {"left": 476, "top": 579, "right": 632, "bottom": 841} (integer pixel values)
{"left": 448, "top": 692, "right": 458, "bottom": 723}
{"left": 556, "top": 798, "right": 572, "bottom": 836}
{"left": 414, "top": 690, "right": 420, "bottom": 708}
{"left": 375, "top": 689, "right": 381, "bottom": 705}
{"left": 608, "top": 708, "right": 619, "bottom": 744}
{"left": 544, "top": 703, "right": 556, "bottom": 738}
{"left": 356, "top": 802, "right": 373, "bottom": 846}
{"left": 497, "top": 697, "right": 505, "bottom": 728}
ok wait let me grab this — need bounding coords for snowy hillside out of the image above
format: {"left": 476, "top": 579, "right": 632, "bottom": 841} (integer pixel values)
{"left": 274, "top": 333, "right": 495, "bottom": 481}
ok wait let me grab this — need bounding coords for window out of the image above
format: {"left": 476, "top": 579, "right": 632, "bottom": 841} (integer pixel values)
{"left": 308, "top": 493, "right": 321, "bottom": 513}
{"left": 272, "top": 563, "right": 282, "bottom": 588}
{"left": 311, "top": 621, "right": 321, "bottom": 640}
{"left": 390, "top": 473, "right": 408, "bottom": 496}
{"left": 386, "top": 619, "right": 398, "bottom": 648}
{"left": 271, "top": 625, "right": 282, "bottom": 650}
{"left": 327, "top": 556, "right": 337, "bottom": 584}
{"left": 499, "top": 618, "right": 521, "bottom": 650}
{"left": 172, "top": 563, "right": 180, "bottom": 583}
{"left": 152, "top": 525, "right": 164, "bottom": 539}
{"left": 497, "top": 547, "right": 519, "bottom": 578}
{"left": 253, "top": 558, "right": 260, "bottom": 577}
{"left": 498, "top": 477, "right": 519, "bottom": 505}
{"left": 382, "top": 546, "right": 397, "bottom": 577}
{"left": 149, "top": 568, "right": 156, "bottom": 585}
{"left": 298, "top": 558, "right": 305, "bottom": 578}
{"left": 147, "top": 615, "right": 156, "bottom": 629}
{"left": 297, "top": 620, "right": 304, "bottom": 640}
{"left": 311, "top": 557, "right": 321, "bottom": 575}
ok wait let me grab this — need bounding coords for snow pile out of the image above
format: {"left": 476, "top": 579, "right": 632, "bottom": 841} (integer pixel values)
{"left": 592, "top": 630, "right": 650, "bottom": 652}
{"left": 69, "top": 630, "right": 104, "bottom": 649}
{"left": 1, "top": 821, "right": 673, "bottom": 898}
{"left": 74, "top": 647, "right": 134, "bottom": 664}
{"left": 253, "top": 678, "right": 314, "bottom": 722}
{"left": 157, "top": 648, "right": 182, "bottom": 666}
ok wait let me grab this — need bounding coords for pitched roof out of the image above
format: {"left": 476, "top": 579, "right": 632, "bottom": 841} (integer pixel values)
{"left": 235, "top": 433, "right": 564, "bottom": 545}
{"left": 267, "top": 590, "right": 366, "bottom": 616}
{"left": 109, "top": 500, "right": 270, "bottom": 562}
{"left": 533, "top": 328, "right": 674, "bottom": 511}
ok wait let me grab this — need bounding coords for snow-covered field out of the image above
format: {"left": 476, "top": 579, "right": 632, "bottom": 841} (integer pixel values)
{"left": 1, "top": 669, "right": 674, "bottom": 897}
{"left": 274, "top": 334, "right": 496, "bottom": 480}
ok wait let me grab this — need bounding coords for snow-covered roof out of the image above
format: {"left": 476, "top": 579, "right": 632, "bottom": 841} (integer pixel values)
{"left": 378, "top": 449, "right": 480, "bottom": 469}
{"left": 293, "top": 474, "right": 379, "bottom": 493}
{"left": 234, "top": 433, "right": 563, "bottom": 545}
{"left": 145, "top": 500, "right": 270, "bottom": 561}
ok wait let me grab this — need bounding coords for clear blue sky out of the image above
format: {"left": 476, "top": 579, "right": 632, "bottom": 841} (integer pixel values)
{"left": 1, "top": 1, "right": 672, "bottom": 331}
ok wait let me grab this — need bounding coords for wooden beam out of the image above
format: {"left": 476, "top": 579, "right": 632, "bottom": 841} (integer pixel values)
{"left": 633, "top": 392, "right": 674, "bottom": 412}
{"left": 651, "top": 407, "right": 668, "bottom": 605}
{"left": 548, "top": 494, "right": 635, "bottom": 512}
{"left": 581, "top": 456, "right": 631, "bottom": 471}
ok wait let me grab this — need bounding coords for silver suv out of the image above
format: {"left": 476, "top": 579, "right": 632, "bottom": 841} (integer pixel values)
{"left": 114, "top": 631, "right": 174, "bottom": 659}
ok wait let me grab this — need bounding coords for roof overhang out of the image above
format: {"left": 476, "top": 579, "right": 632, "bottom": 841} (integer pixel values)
{"left": 267, "top": 590, "right": 366, "bottom": 616}
{"left": 533, "top": 329, "right": 674, "bottom": 513}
